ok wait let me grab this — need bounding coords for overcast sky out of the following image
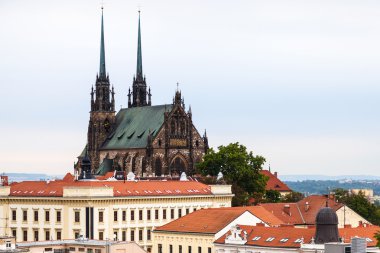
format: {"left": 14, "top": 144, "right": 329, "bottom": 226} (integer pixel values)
{"left": 0, "top": 0, "right": 379, "bottom": 176}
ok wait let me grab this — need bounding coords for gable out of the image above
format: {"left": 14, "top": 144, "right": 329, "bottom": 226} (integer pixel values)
{"left": 101, "top": 104, "right": 172, "bottom": 150}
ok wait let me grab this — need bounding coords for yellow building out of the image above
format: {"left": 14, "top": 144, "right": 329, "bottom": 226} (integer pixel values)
{"left": 0, "top": 174, "right": 232, "bottom": 252}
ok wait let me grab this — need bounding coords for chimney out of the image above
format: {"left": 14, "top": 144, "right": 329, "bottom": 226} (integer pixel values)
{"left": 358, "top": 221, "right": 363, "bottom": 227}
{"left": 274, "top": 172, "right": 278, "bottom": 178}
{"left": 283, "top": 204, "right": 291, "bottom": 216}
{"left": 305, "top": 201, "right": 310, "bottom": 212}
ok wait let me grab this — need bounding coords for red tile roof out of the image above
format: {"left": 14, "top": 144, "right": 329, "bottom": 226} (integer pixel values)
{"left": 8, "top": 174, "right": 213, "bottom": 197}
{"left": 155, "top": 206, "right": 284, "bottom": 234}
{"left": 215, "top": 224, "right": 380, "bottom": 248}
{"left": 259, "top": 195, "right": 346, "bottom": 225}
{"left": 260, "top": 170, "right": 292, "bottom": 192}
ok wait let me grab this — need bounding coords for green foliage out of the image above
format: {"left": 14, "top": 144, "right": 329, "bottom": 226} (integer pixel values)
{"left": 264, "top": 190, "right": 281, "bottom": 203}
{"left": 375, "top": 231, "right": 380, "bottom": 247}
{"left": 281, "top": 191, "right": 304, "bottom": 203}
{"left": 197, "top": 142, "right": 267, "bottom": 206}
{"left": 332, "top": 188, "right": 380, "bottom": 226}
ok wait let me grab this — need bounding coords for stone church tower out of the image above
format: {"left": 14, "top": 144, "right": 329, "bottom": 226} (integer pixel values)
{"left": 76, "top": 10, "right": 208, "bottom": 178}
{"left": 86, "top": 8, "right": 116, "bottom": 172}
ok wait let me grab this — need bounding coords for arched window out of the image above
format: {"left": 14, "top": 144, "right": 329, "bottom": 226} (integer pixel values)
{"left": 169, "top": 157, "right": 187, "bottom": 176}
{"left": 171, "top": 119, "right": 176, "bottom": 135}
{"left": 155, "top": 158, "right": 162, "bottom": 176}
{"left": 180, "top": 120, "right": 186, "bottom": 135}
{"left": 131, "top": 156, "right": 136, "bottom": 173}
{"left": 104, "top": 118, "right": 110, "bottom": 133}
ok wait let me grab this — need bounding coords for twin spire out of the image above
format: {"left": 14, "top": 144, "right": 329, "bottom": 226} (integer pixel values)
{"left": 99, "top": 7, "right": 106, "bottom": 79}
{"left": 136, "top": 11, "right": 143, "bottom": 80}
{"left": 98, "top": 8, "right": 150, "bottom": 108}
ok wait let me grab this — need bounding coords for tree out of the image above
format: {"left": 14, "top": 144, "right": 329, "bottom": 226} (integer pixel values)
{"left": 332, "top": 188, "right": 380, "bottom": 226}
{"left": 375, "top": 231, "right": 380, "bottom": 247}
{"left": 281, "top": 191, "right": 304, "bottom": 203}
{"left": 197, "top": 142, "right": 267, "bottom": 206}
{"left": 265, "top": 190, "right": 281, "bottom": 203}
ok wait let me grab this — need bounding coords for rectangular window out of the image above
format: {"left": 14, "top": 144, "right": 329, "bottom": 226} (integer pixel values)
{"left": 45, "top": 230, "right": 50, "bottom": 241}
{"left": 23, "top": 230, "right": 27, "bottom": 241}
{"left": 57, "top": 231, "right": 61, "bottom": 240}
{"left": 163, "top": 209, "right": 167, "bottom": 219}
{"left": 56, "top": 211, "right": 61, "bottom": 222}
{"left": 12, "top": 229, "right": 16, "bottom": 239}
{"left": 23, "top": 210, "right": 27, "bottom": 221}
{"left": 188, "top": 246, "right": 192, "bottom": 253}
{"left": 114, "top": 210, "right": 118, "bottom": 222}
{"left": 208, "top": 248, "right": 211, "bottom": 253}
{"left": 139, "top": 229, "right": 143, "bottom": 241}
{"left": 171, "top": 209, "right": 174, "bottom": 219}
{"left": 130, "top": 230, "right": 135, "bottom": 241}
{"left": 75, "top": 231, "right": 79, "bottom": 239}
{"left": 34, "top": 210, "right": 38, "bottom": 222}
{"left": 45, "top": 210, "right": 50, "bottom": 222}
{"left": 78, "top": 248, "right": 85, "bottom": 252}
{"left": 178, "top": 209, "right": 182, "bottom": 218}
{"left": 12, "top": 210, "right": 16, "bottom": 221}
{"left": 122, "top": 230, "right": 126, "bottom": 241}
{"left": 179, "top": 245, "right": 182, "bottom": 253}
{"left": 113, "top": 231, "right": 118, "bottom": 241}
{"left": 198, "top": 247, "right": 201, "bottom": 253}
{"left": 139, "top": 210, "right": 143, "bottom": 220}
{"left": 131, "top": 210, "right": 135, "bottom": 221}
{"left": 69, "top": 247, "right": 76, "bottom": 252}
{"left": 155, "top": 209, "right": 159, "bottom": 219}
{"left": 158, "top": 244, "right": 163, "bottom": 253}
{"left": 99, "top": 211, "right": 103, "bottom": 223}
{"left": 147, "top": 229, "right": 151, "bottom": 241}
{"left": 186, "top": 208, "right": 190, "bottom": 215}
{"left": 74, "top": 211, "right": 80, "bottom": 223}
{"left": 122, "top": 210, "right": 126, "bottom": 221}
{"left": 95, "top": 250, "right": 101, "bottom": 253}
{"left": 34, "top": 230, "right": 38, "bottom": 241}
{"left": 147, "top": 210, "right": 151, "bottom": 220}
{"left": 99, "top": 231, "right": 103, "bottom": 241}
{"left": 169, "top": 244, "right": 173, "bottom": 253}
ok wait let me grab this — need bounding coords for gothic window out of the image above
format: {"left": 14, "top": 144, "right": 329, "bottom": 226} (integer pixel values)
{"left": 155, "top": 158, "right": 162, "bottom": 176}
{"left": 169, "top": 157, "right": 187, "bottom": 176}
{"left": 195, "top": 140, "right": 199, "bottom": 147}
{"left": 131, "top": 156, "right": 136, "bottom": 173}
{"left": 141, "top": 158, "right": 146, "bottom": 175}
{"left": 180, "top": 120, "right": 186, "bottom": 135}
{"left": 158, "top": 139, "right": 162, "bottom": 147}
{"left": 171, "top": 119, "right": 176, "bottom": 135}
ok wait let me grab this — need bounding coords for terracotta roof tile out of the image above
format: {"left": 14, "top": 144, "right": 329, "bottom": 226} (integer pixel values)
{"left": 155, "top": 206, "right": 283, "bottom": 234}
{"left": 215, "top": 224, "right": 380, "bottom": 248}
{"left": 260, "top": 195, "right": 346, "bottom": 225}
{"left": 260, "top": 170, "right": 292, "bottom": 192}
{"left": 9, "top": 175, "right": 213, "bottom": 197}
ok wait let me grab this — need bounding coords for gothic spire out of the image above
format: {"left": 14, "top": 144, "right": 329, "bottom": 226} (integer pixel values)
{"left": 99, "top": 7, "right": 106, "bottom": 79}
{"left": 136, "top": 11, "right": 143, "bottom": 80}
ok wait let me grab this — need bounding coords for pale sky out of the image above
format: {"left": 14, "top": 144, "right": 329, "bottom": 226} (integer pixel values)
{"left": 0, "top": 0, "right": 379, "bottom": 176}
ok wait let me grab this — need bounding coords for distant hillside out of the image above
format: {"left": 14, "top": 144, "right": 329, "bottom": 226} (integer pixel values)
{"left": 1, "top": 173, "right": 63, "bottom": 182}
{"left": 279, "top": 174, "right": 380, "bottom": 182}
{"left": 285, "top": 180, "right": 380, "bottom": 196}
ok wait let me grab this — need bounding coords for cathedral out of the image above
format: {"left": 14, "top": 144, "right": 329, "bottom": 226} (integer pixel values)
{"left": 75, "top": 9, "right": 208, "bottom": 178}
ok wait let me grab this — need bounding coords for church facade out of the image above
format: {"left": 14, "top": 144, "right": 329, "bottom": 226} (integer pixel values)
{"left": 76, "top": 10, "right": 208, "bottom": 178}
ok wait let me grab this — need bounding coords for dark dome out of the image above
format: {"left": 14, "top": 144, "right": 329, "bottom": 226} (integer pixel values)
{"left": 316, "top": 207, "right": 338, "bottom": 225}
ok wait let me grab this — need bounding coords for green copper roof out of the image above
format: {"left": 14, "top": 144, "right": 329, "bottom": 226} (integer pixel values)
{"left": 101, "top": 104, "right": 172, "bottom": 150}
{"left": 136, "top": 11, "right": 143, "bottom": 79}
{"left": 96, "top": 158, "right": 113, "bottom": 175}
{"left": 99, "top": 7, "right": 106, "bottom": 78}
